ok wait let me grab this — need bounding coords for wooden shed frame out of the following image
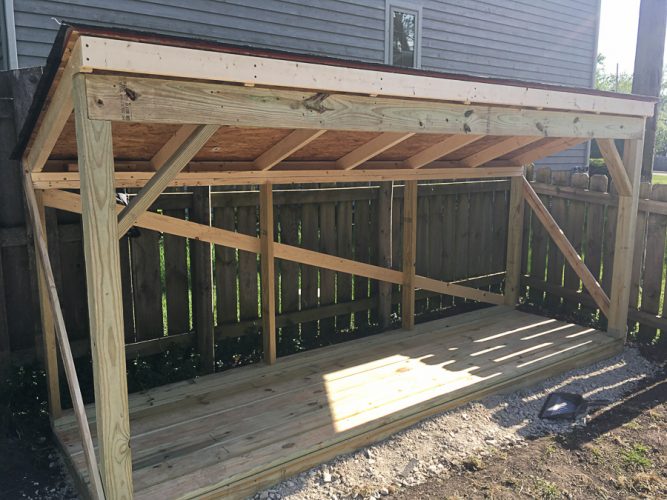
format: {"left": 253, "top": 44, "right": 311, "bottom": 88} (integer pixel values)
{"left": 15, "top": 26, "right": 655, "bottom": 499}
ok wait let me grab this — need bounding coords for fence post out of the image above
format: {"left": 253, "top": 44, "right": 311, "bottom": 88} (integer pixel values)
{"left": 401, "top": 181, "right": 417, "bottom": 329}
{"left": 260, "top": 183, "right": 276, "bottom": 364}
{"left": 191, "top": 186, "right": 215, "bottom": 373}
{"left": 376, "top": 181, "right": 393, "bottom": 328}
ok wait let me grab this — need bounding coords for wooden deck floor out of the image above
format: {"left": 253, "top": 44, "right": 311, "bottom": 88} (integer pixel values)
{"left": 54, "top": 307, "right": 621, "bottom": 499}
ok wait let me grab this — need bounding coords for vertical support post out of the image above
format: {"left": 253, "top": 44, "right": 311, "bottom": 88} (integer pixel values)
{"left": 608, "top": 138, "right": 645, "bottom": 338}
{"left": 33, "top": 189, "right": 62, "bottom": 419}
{"left": 504, "top": 175, "right": 525, "bottom": 306}
{"left": 191, "top": 186, "right": 215, "bottom": 374}
{"left": 376, "top": 181, "right": 393, "bottom": 329}
{"left": 401, "top": 180, "right": 417, "bottom": 330}
{"left": 72, "top": 73, "right": 133, "bottom": 498}
{"left": 260, "top": 182, "right": 277, "bottom": 364}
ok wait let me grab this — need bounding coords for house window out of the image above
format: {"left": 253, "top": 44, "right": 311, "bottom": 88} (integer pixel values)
{"left": 386, "top": 3, "right": 421, "bottom": 68}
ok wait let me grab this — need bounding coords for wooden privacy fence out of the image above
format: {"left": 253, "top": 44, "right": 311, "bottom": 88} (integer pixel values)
{"left": 0, "top": 180, "right": 510, "bottom": 363}
{"left": 2, "top": 171, "right": 667, "bottom": 366}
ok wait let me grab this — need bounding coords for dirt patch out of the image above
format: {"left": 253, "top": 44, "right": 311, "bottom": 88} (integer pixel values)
{"left": 255, "top": 348, "right": 661, "bottom": 499}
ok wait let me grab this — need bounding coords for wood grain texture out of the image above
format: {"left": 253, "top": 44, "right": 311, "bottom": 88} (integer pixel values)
{"left": 85, "top": 75, "right": 645, "bottom": 139}
{"left": 596, "top": 139, "right": 632, "bottom": 196}
{"left": 72, "top": 74, "right": 133, "bottom": 498}
{"left": 255, "top": 129, "right": 326, "bottom": 170}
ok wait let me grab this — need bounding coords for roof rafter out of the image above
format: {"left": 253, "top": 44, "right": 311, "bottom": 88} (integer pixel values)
{"left": 254, "top": 129, "right": 326, "bottom": 170}
{"left": 462, "top": 136, "right": 543, "bottom": 168}
{"left": 403, "top": 135, "right": 484, "bottom": 169}
{"left": 337, "top": 133, "right": 415, "bottom": 170}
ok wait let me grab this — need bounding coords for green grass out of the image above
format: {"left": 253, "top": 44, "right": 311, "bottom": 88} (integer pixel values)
{"left": 652, "top": 171, "right": 667, "bottom": 184}
{"left": 621, "top": 443, "right": 653, "bottom": 470}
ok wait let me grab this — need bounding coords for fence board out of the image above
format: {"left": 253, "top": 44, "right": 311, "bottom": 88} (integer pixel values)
{"left": 163, "top": 209, "right": 189, "bottom": 335}
{"left": 545, "top": 171, "right": 569, "bottom": 308}
{"left": 561, "top": 173, "right": 588, "bottom": 311}
{"left": 238, "top": 205, "right": 259, "bottom": 322}
{"left": 336, "top": 201, "right": 353, "bottom": 331}
{"left": 278, "top": 204, "right": 300, "bottom": 349}
{"left": 354, "top": 199, "right": 371, "bottom": 329}
{"left": 528, "top": 168, "right": 551, "bottom": 303}
{"left": 118, "top": 236, "right": 135, "bottom": 341}
{"left": 214, "top": 206, "right": 238, "bottom": 326}
{"left": 319, "top": 202, "right": 336, "bottom": 340}
{"left": 300, "top": 204, "right": 319, "bottom": 345}
{"left": 416, "top": 195, "right": 429, "bottom": 314}
{"left": 638, "top": 185, "right": 667, "bottom": 342}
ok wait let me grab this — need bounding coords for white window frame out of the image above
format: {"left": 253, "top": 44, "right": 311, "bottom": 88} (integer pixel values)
{"left": 385, "top": 1, "right": 422, "bottom": 69}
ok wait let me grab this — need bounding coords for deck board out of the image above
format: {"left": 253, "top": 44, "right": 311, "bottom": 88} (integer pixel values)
{"left": 54, "top": 307, "right": 621, "bottom": 499}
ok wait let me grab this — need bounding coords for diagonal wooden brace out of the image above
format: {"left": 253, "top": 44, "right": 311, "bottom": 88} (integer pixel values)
{"left": 117, "top": 124, "right": 219, "bottom": 236}
{"left": 522, "top": 177, "right": 611, "bottom": 316}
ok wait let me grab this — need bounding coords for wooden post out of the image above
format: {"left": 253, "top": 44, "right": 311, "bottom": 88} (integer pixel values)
{"left": 608, "top": 138, "right": 645, "bottom": 337}
{"left": 260, "top": 182, "right": 276, "bottom": 364}
{"left": 33, "top": 190, "right": 62, "bottom": 419}
{"left": 632, "top": 0, "right": 667, "bottom": 180}
{"left": 72, "top": 73, "right": 133, "bottom": 498}
{"left": 191, "top": 186, "right": 215, "bottom": 374}
{"left": 401, "top": 181, "right": 417, "bottom": 330}
{"left": 504, "top": 175, "right": 525, "bottom": 306}
{"left": 376, "top": 181, "right": 393, "bottom": 329}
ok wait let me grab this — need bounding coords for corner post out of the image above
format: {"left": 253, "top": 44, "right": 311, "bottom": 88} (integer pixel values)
{"left": 260, "top": 182, "right": 277, "bottom": 364}
{"left": 608, "top": 137, "right": 645, "bottom": 338}
{"left": 72, "top": 73, "right": 133, "bottom": 498}
{"left": 504, "top": 174, "right": 525, "bottom": 306}
{"left": 401, "top": 180, "right": 418, "bottom": 329}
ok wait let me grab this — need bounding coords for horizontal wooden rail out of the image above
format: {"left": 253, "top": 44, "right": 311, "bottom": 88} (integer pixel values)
{"left": 31, "top": 166, "right": 523, "bottom": 189}
{"left": 41, "top": 190, "right": 503, "bottom": 306}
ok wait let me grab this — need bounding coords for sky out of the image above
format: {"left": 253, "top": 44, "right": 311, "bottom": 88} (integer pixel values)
{"left": 598, "top": 0, "right": 667, "bottom": 75}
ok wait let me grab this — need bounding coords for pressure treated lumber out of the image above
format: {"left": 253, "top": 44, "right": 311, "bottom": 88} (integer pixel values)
{"left": 504, "top": 176, "right": 525, "bottom": 305}
{"left": 254, "top": 129, "right": 326, "bottom": 170}
{"left": 53, "top": 308, "right": 620, "bottom": 500}
{"left": 23, "top": 42, "right": 83, "bottom": 173}
{"left": 84, "top": 75, "right": 646, "bottom": 139}
{"left": 337, "top": 133, "right": 414, "bottom": 170}
{"left": 608, "top": 138, "right": 645, "bottom": 337}
{"left": 77, "top": 35, "right": 655, "bottom": 116}
{"left": 522, "top": 178, "right": 611, "bottom": 316}
{"left": 72, "top": 74, "right": 133, "bottom": 498}
{"left": 260, "top": 183, "right": 277, "bottom": 364}
{"left": 41, "top": 190, "right": 502, "bottom": 306}
{"left": 22, "top": 175, "right": 105, "bottom": 500}
{"left": 401, "top": 181, "right": 417, "bottom": 329}
{"left": 595, "top": 139, "right": 632, "bottom": 196}
{"left": 509, "top": 137, "right": 587, "bottom": 166}
{"left": 31, "top": 165, "right": 524, "bottom": 189}
{"left": 117, "top": 124, "right": 219, "bottom": 236}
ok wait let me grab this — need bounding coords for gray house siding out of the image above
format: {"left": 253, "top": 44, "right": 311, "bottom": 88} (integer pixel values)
{"left": 11, "top": 0, "right": 599, "bottom": 168}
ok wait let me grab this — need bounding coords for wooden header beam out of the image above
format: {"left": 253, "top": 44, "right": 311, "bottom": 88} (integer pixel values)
{"left": 77, "top": 35, "right": 655, "bottom": 117}
{"left": 84, "top": 75, "right": 645, "bottom": 140}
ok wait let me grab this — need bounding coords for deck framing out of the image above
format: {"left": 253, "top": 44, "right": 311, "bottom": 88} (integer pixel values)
{"left": 18, "top": 31, "right": 652, "bottom": 499}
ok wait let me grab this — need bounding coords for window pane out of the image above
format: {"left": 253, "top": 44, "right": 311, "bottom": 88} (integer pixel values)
{"left": 392, "top": 10, "right": 416, "bottom": 68}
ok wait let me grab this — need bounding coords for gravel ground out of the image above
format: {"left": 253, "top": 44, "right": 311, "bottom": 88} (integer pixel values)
{"left": 252, "top": 347, "right": 658, "bottom": 500}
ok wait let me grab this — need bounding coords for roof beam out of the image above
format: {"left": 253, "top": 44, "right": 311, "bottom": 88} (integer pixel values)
{"left": 254, "top": 129, "right": 326, "bottom": 170}
{"left": 84, "top": 75, "right": 646, "bottom": 140}
{"left": 23, "top": 41, "right": 85, "bottom": 173}
{"left": 337, "top": 133, "right": 414, "bottom": 170}
{"left": 117, "top": 124, "right": 219, "bottom": 236}
{"left": 595, "top": 138, "right": 633, "bottom": 196}
{"left": 461, "top": 136, "right": 542, "bottom": 168}
{"left": 403, "top": 135, "right": 484, "bottom": 169}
